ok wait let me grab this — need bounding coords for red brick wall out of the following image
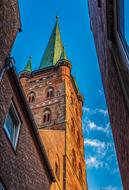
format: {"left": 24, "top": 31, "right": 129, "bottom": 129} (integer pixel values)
{"left": 0, "top": 0, "right": 20, "bottom": 69}
{"left": 0, "top": 72, "right": 51, "bottom": 189}
{"left": 64, "top": 65, "right": 88, "bottom": 190}
{"left": 88, "top": 0, "right": 129, "bottom": 189}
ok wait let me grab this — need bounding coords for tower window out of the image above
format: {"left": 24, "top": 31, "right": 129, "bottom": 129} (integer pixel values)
{"left": 71, "top": 96, "right": 74, "bottom": 105}
{"left": 55, "top": 162, "right": 58, "bottom": 178}
{"left": 76, "top": 107, "right": 78, "bottom": 116}
{"left": 77, "top": 131, "right": 80, "bottom": 147}
{"left": 71, "top": 118, "right": 75, "bottom": 135}
{"left": 43, "top": 109, "right": 51, "bottom": 123}
{"left": 55, "top": 154, "right": 60, "bottom": 180}
{"left": 28, "top": 91, "right": 35, "bottom": 103}
{"left": 56, "top": 91, "right": 60, "bottom": 96}
{"left": 78, "top": 163, "right": 83, "bottom": 182}
{"left": 72, "top": 149, "right": 76, "bottom": 171}
{"left": 4, "top": 101, "right": 21, "bottom": 150}
{"left": 47, "top": 87, "right": 54, "bottom": 98}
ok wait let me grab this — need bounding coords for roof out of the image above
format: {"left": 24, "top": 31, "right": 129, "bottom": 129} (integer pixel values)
{"left": 39, "top": 18, "right": 65, "bottom": 69}
{"left": 60, "top": 47, "right": 68, "bottom": 60}
{"left": 23, "top": 56, "right": 32, "bottom": 72}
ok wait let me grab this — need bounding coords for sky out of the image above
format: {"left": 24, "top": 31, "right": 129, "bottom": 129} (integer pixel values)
{"left": 124, "top": 0, "right": 129, "bottom": 44}
{"left": 12, "top": 0, "right": 123, "bottom": 189}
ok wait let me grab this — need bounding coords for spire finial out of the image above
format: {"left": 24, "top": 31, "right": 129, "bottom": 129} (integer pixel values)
{"left": 23, "top": 55, "right": 32, "bottom": 73}
{"left": 56, "top": 15, "right": 59, "bottom": 22}
{"left": 60, "top": 46, "right": 68, "bottom": 60}
{"left": 39, "top": 17, "right": 63, "bottom": 69}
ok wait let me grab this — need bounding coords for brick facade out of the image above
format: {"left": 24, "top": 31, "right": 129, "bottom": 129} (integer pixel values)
{"left": 0, "top": 68, "right": 54, "bottom": 189}
{"left": 0, "top": 0, "right": 21, "bottom": 69}
{"left": 20, "top": 60, "right": 88, "bottom": 190}
{"left": 88, "top": 0, "right": 129, "bottom": 189}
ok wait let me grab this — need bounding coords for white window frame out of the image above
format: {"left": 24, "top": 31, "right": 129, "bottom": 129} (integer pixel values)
{"left": 4, "top": 101, "right": 21, "bottom": 150}
{"left": 114, "top": 0, "right": 129, "bottom": 66}
{"left": 47, "top": 87, "right": 54, "bottom": 98}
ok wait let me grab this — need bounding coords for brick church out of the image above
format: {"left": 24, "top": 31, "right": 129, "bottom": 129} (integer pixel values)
{"left": 0, "top": 0, "right": 88, "bottom": 189}
{"left": 20, "top": 18, "right": 88, "bottom": 190}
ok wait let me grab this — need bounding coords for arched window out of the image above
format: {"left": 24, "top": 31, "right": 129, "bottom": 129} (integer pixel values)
{"left": 55, "top": 162, "right": 58, "bottom": 177}
{"left": 72, "top": 149, "right": 76, "bottom": 171}
{"left": 56, "top": 91, "right": 60, "bottom": 96}
{"left": 43, "top": 109, "right": 51, "bottom": 123}
{"left": 71, "top": 96, "right": 74, "bottom": 105}
{"left": 77, "top": 131, "right": 80, "bottom": 147}
{"left": 76, "top": 107, "right": 78, "bottom": 116}
{"left": 28, "top": 91, "right": 35, "bottom": 103}
{"left": 47, "top": 87, "right": 54, "bottom": 98}
{"left": 55, "top": 154, "right": 60, "bottom": 180}
{"left": 78, "top": 163, "right": 83, "bottom": 181}
{"left": 71, "top": 118, "right": 75, "bottom": 135}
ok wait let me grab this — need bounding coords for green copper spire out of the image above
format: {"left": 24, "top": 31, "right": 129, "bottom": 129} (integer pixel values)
{"left": 60, "top": 46, "right": 68, "bottom": 60}
{"left": 24, "top": 56, "right": 32, "bottom": 72}
{"left": 39, "top": 17, "right": 65, "bottom": 69}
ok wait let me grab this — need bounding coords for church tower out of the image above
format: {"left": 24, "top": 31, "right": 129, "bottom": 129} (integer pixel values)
{"left": 20, "top": 18, "right": 88, "bottom": 190}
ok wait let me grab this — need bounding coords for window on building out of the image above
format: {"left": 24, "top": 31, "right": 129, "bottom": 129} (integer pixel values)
{"left": 77, "top": 131, "right": 80, "bottom": 147}
{"left": 55, "top": 154, "right": 60, "bottom": 180}
{"left": 117, "top": 0, "right": 129, "bottom": 54}
{"left": 56, "top": 91, "right": 60, "bottom": 96}
{"left": 28, "top": 91, "right": 35, "bottom": 103}
{"left": 72, "top": 149, "right": 76, "bottom": 171}
{"left": 71, "top": 96, "right": 74, "bottom": 105}
{"left": 4, "top": 101, "right": 21, "bottom": 150}
{"left": 47, "top": 87, "right": 54, "bottom": 98}
{"left": 71, "top": 118, "right": 75, "bottom": 135}
{"left": 76, "top": 107, "right": 78, "bottom": 117}
{"left": 55, "top": 162, "right": 58, "bottom": 178}
{"left": 43, "top": 109, "right": 51, "bottom": 123}
{"left": 78, "top": 163, "right": 83, "bottom": 182}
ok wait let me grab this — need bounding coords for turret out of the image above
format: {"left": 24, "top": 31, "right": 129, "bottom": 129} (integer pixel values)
{"left": 57, "top": 46, "right": 71, "bottom": 78}
{"left": 20, "top": 56, "right": 32, "bottom": 84}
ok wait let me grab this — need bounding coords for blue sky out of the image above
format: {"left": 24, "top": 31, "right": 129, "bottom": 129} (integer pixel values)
{"left": 12, "top": 0, "right": 122, "bottom": 189}
{"left": 124, "top": 0, "right": 129, "bottom": 44}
